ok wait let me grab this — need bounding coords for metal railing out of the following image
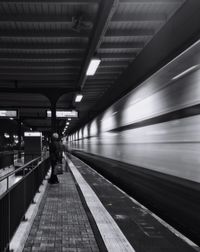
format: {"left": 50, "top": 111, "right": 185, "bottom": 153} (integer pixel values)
{"left": 0, "top": 156, "right": 50, "bottom": 252}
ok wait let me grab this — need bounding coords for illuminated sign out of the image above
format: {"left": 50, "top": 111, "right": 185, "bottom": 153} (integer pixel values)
{"left": 0, "top": 110, "right": 18, "bottom": 118}
{"left": 47, "top": 110, "right": 78, "bottom": 118}
{"left": 24, "top": 132, "right": 42, "bottom": 137}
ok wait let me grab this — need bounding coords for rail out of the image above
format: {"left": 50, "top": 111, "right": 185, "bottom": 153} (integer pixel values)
{"left": 0, "top": 156, "right": 50, "bottom": 252}
{"left": 0, "top": 157, "right": 40, "bottom": 192}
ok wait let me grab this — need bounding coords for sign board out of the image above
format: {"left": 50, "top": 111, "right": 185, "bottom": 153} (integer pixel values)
{"left": 0, "top": 110, "right": 18, "bottom": 118}
{"left": 24, "top": 132, "right": 42, "bottom": 163}
{"left": 47, "top": 110, "right": 78, "bottom": 118}
{"left": 24, "top": 132, "right": 42, "bottom": 137}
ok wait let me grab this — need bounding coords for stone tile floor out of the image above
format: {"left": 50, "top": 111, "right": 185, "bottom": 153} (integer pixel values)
{"left": 23, "top": 172, "right": 99, "bottom": 252}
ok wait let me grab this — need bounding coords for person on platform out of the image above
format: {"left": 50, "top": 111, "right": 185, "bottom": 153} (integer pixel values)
{"left": 48, "top": 133, "right": 62, "bottom": 184}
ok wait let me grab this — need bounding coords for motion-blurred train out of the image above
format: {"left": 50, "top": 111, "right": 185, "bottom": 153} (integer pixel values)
{"left": 69, "top": 39, "right": 200, "bottom": 244}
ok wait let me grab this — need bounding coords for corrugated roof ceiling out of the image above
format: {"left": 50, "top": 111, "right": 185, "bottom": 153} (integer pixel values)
{"left": 0, "top": 0, "right": 186, "bottom": 134}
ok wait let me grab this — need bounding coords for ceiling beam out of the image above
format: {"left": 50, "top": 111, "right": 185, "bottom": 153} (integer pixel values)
{"left": 0, "top": 87, "right": 77, "bottom": 98}
{"left": 87, "top": 80, "right": 115, "bottom": 85}
{"left": 0, "top": 30, "right": 90, "bottom": 38}
{"left": 0, "top": 79, "right": 75, "bottom": 84}
{"left": 87, "top": 74, "right": 119, "bottom": 79}
{"left": 100, "top": 60, "right": 129, "bottom": 66}
{"left": 83, "top": 84, "right": 111, "bottom": 87}
{"left": 97, "top": 68, "right": 122, "bottom": 74}
{"left": 0, "top": 87, "right": 76, "bottom": 94}
{"left": 77, "top": 0, "right": 119, "bottom": 90}
{"left": 0, "top": 53, "right": 135, "bottom": 61}
{"left": 0, "top": 61, "right": 82, "bottom": 66}
{"left": 98, "top": 52, "right": 137, "bottom": 59}
{"left": 101, "top": 41, "right": 145, "bottom": 49}
{"left": 0, "top": 42, "right": 86, "bottom": 50}
{"left": 105, "top": 28, "right": 154, "bottom": 37}
{"left": 112, "top": 12, "right": 166, "bottom": 22}
{"left": 21, "top": 116, "right": 47, "bottom": 119}
{"left": 0, "top": 75, "right": 77, "bottom": 80}
{"left": 85, "top": 79, "right": 114, "bottom": 84}
{"left": 0, "top": 0, "right": 99, "bottom": 3}
{"left": 25, "top": 125, "right": 51, "bottom": 128}
{"left": 0, "top": 66, "right": 81, "bottom": 70}
{"left": 0, "top": 105, "right": 74, "bottom": 109}
{"left": 0, "top": 69, "right": 79, "bottom": 74}
{"left": 0, "top": 15, "right": 93, "bottom": 23}
{"left": 0, "top": 52, "right": 84, "bottom": 59}
{"left": 119, "top": 0, "right": 182, "bottom": 3}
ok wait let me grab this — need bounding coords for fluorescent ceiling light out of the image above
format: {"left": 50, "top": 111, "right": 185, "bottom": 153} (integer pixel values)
{"left": 172, "top": 65, "right": 199, "bottom": 80}
{"left": 75, "top": 94, "right": 83, "bottom": 102}
{"left": 86, "top": 58, "right": 101, "bottom": 76}
{"left": 0, "top": 110, "right": 17, "bottom": 118}
{"left": 66, "top": 122, "right": 70, "bottom": 125}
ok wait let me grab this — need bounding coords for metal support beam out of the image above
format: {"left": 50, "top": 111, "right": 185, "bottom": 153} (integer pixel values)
{"left": 0, "top": 61, "right": 81, "bottom": 68}
{"left": 112, "top": 12, "right": 166, "bottom": 22}
{"left": 0, "top": 105, "right": 74, "bottom": 109}
{"left": 0, "top": 42, "right": 86, "bottom": 50}
{"left": 0, "top": 30, "right": 90, "bottom": 38}
{"left": 0, "top": 0, "right": 100, "bottom": 3}
{"left": 98, "top": 52, "right": 137, "bottom": 59}
{"left": 119, "top": 0, "right": 182, "bottom": 3}
{"left": 0, "top": 87, "right": 77, "bottom": 97}
{"left": 0, "top": 69, "right": 78, "bottom": 75}
{"left": 101, "top": 41, "right": 145, "bottom": 49}
{"left": 0, "top": 15, "right": 93, "bottom": 23}
{"left": 0, "top": 75, "right": 77, "bottom": 81}
{"left": 0, "top": 52, "right": 84, "bottom": 59}
{"left": 105, "top": 28, "right": 154, "bottom": 37}
{"left": 77, "top": 0, "right": 119, "bottom": 90}
{"left": 51, "top": 102, "right": 57, "bottom": 133}
{"left": 18, "top": 117, "right": 22, "bottom": 158}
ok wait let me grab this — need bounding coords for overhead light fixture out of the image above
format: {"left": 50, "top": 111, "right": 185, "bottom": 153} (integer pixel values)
{"left": 68, "top": 118, "right": 71, "bottom": 121}
{"left": 86, "top": 58, "right": 101, "bottom": 76}
{"left": 66, "top": 122, "right": 70, "bottom": 125}
{"left": 4, "top": 133, "right": 10, "bottom": 138}
{"left": 10, "top": 117, "right": 14, "bottom": 120}
{"left": 47, "top": 110, "right": 78, "bottom": 118}
{"left": 75, "top": 94, "right": 83, "bottom": 103}
{"left": 172, "top": 65, "right": 199, "bottom": 81}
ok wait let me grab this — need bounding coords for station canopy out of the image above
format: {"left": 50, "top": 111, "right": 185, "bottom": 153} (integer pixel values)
{"left": 0, "top": 0, "right": 188, "bottom": 134}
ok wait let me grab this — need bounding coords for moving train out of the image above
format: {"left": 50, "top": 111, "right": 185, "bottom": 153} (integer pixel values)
{"left": 69, "top": 38, "right": 200, "bottom": 244}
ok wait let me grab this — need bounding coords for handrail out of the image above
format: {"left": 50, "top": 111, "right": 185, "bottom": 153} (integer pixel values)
{"left": 0, "top": 157, "right": 40, "bottom": 183}
{"left": 0, "top": 156, "right": 50, "bottom": 252}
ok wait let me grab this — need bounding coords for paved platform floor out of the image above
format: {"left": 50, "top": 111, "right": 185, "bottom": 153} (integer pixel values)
{"left": 69, "top": 154, "right": 200, "bottom": 252}
{"left": 22, "top": 171, "right": 99, "bottom": 252}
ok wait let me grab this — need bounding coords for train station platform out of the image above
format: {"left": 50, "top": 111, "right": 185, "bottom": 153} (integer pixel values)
{"left": 10, "top": 155, "right": 200, "bottom": 252}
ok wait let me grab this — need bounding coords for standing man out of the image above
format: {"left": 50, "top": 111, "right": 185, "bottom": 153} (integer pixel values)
{"left": 48, "top": 133, "right": 62, "bottom": 184}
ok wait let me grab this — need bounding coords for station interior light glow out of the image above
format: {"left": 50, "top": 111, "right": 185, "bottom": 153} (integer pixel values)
{"left": 47, "top": 110, "right": 78, "bottom": 118}
{"left": 172, "top": 65, "right": 199, "bottom": 80}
